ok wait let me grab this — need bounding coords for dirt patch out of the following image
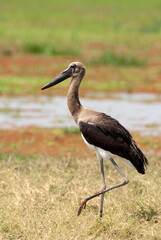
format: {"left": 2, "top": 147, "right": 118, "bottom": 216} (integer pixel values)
{"left": 0, "top": 55, "right": 75, "bottom": 77}
{"left": 0, "top": 127, "right": 93, "bottom": 158}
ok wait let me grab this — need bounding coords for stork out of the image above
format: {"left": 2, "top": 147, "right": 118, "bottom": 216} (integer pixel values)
{"left": 41, "top": 62, "right": 148, "bottom": 217}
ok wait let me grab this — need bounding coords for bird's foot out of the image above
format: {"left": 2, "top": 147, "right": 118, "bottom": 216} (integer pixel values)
{"left": 77, "top": 199, "right": 87, "bottom": 216}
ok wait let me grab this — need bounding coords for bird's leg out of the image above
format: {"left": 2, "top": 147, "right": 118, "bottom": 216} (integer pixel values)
{"left": 78, "top": 150, "right": 106, "bottom": 217}
{"left": 109, "top": 157, "right": 129, "bottom": 184}
{"left": 77, "top": 156, "right": 129, "bottom": 216}
{"left": 99, "top": 158, "right": 106, "bottom": 218}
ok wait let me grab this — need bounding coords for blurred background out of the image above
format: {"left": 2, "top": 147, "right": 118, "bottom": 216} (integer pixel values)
{"left": 0, "top": 0, "right": 161, "bottom": 239}
{"left": 0, "top": 0, "right": 161, "bottom": 154}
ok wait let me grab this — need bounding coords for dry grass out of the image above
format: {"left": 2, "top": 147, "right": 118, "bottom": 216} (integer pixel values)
{"left": 0, "top": 152, "right": 160, "bottom": 240}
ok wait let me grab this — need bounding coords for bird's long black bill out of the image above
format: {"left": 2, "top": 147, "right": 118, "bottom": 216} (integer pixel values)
{"left": 41, "top": 68, "right": 72, "bottom": 90}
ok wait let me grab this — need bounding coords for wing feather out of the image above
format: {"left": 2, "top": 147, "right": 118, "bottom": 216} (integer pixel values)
{"left": 79, "top": 113, "right": 148, "bottom": 174}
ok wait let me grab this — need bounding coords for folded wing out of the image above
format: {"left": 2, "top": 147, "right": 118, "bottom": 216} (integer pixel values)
{"left": 79, "top": 113, "right": 148, "bottom": 174}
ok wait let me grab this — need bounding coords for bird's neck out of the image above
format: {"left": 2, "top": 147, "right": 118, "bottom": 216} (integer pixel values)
{"left": 67, "top": 74, "right": 84, "bottom": 123}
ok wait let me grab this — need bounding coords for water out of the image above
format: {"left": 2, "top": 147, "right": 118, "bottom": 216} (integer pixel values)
{"left": 0, "top": 93, "right": 161, "bottom": 135}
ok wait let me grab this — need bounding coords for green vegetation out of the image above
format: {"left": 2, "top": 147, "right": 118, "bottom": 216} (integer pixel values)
{"left": 0, "top": 0, "right": 161, "bottom": 57}
{"left": 0, "top": 153, "right": 160, "bottom": 239}
{"left": 62, "top": 127, "right": 80, "bottom": 134}
{"left": 0, "top": 0, "right": 161, "bottom": 95}
{"left": 23, "top": 42, "right": 80, "bottom": 56}
{"left": 138, "top": 20, "right": 161, "bottom": 33}
{"left": 52, "top": 127, "right": 80, "bottom": 135}
{"left": 1, "top": 63, "right": 161, "bottom": 96}
{"left": 90, "top": 51, "right": 146, "bottom": 67}
{"left": 0, "top": 76, "right": 49, "bottom": 95}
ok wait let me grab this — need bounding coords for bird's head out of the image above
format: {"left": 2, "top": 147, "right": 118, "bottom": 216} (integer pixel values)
{"left": 41, "top": 62, "right": 86, "bottom": 90}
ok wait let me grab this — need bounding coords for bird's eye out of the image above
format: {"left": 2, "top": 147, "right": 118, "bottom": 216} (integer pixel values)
{"left": 71, "top": 65, "right": 76, "bottom": 69}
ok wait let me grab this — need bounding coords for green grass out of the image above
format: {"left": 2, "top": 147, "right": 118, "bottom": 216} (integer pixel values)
{"left": 62, "top": 127, "right": 80, "bottom": 135}
{"left": 23, "top": 42, "right": 80, "bottom": 56}
{"left": 51, "top": 127, "right": 80, "bottom": 135}
{"left": 0, "top": 0, "right": 161, "bottom": 95}
{"left": 90, "top": 51, "right": 146, "bottom": 67}
{"left": 0, "top": 0, "right": 161, "bottom": 56}
{"left": 0, "top": 76, "right": 49, "bottom": 95}
{"left": 0, "top": 63, "right": 161, "bottom": 96}
{"left": 0, "top": 75, "right": 131, "bottom": 95}
{"left": 138, "top": 20, "right": 161, "bottom": 33}
{"left": 0, "top": 153, "right": 160, "bottom": 239}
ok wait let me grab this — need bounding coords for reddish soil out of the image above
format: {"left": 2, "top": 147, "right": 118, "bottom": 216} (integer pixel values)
{"left": 0, "top": 127, "right": 160, "bottom": 158}
{"left": 0, "top": 127, "right": 93, "bottom": 158}
{"left": 0, "top": 55, "right": 79, "bottom": 77}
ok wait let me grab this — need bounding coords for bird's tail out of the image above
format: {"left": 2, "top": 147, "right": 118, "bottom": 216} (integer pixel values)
{"left": 130, "top": 141, "right": 148, "bottom": 174}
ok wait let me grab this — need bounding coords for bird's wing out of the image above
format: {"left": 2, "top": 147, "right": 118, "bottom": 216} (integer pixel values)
{"left": 79, "top": 113, "right": 132, "bottom": 159}
{"left": 79, "top": 113, "right": 148, "bottom": 174}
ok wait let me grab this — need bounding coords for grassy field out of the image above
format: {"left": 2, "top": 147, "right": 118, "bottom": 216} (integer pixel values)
{"left": 0, "top": 129, "right": 161, "bottom": 239}
{"left": 0, "top": 59, "right": 161, "bottom": 96}
{"left": 0, "top": 0, "right": 161, "bottom": 95}
{"left": 0, "top": 148, "right": 160, "bottom": 240}
{"left": 0, "top": 0, "right": 161, "bottom": 239}
{"left": 0, "top": 0, "right": 161, "bottom": 50}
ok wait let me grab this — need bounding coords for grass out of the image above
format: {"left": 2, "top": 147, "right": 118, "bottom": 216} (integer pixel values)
{"left": 0, "top": 76, "right": 49, "bottom": 95}
{"left": 23, "top": 42, "right": 80, "bottom": 56}
{"left": 90, "top": 51, "right": 146, "bottom": 67}
{"left": 0, "top": 0, "right": 161, "bottom": 95}
{"left": 138, "top": 20, "right": 161, "bottom": 33}
{"left": 0, "top": 0, "right": 161, "bottom": 56}
{"left": 0, "top": 152, "right": 160, "bottom": 239}
{"left": 0, "top": 64, "right": 161, "bottom": 96}
{"left": 62, "top": 127, "right": 80, "bottom": 134}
